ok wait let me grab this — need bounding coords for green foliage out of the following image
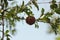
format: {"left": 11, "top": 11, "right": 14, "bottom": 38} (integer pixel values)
{"left": 50, "top": 4, "right": 58, "bottom": 10}
{"left": 11, "top": 29, "right": 16, "bottom": 35}
{"left": 7, "top": 37, "right": 10, "bottom": 40}
{"left": 50, "top": 0, "right": 58, "bottom": 10}
{"left": 40, "top": 8, "right": 45, "bottom": 17}
{"left": 0, "top": 0, "right": 60, "bottom": 40}
{"left": 56, "top": 36, "right": 60, "bottom": 40}
{"left": 0, "top": 0, "right": 39, "bottom": 40}
{"left": 55, "top": 8, "right": 60, "bottom": 14}
{"left": 5, "top": 30, "right": 9, "bottom": 34}
{"left": 4, "top": 30, "right": 11, "bottom": 40}
{"left": 32, "top": 0, "right": 39, "bottom": 10}
{"left": 37, "top": 0, "right": 60, "bottom": 35}
{"left": 4, "top": 0, "right": 8, "bottom": 7}
{"left": 37, "top": 11, "right": 53, "bottom": 23}
{"left": 51, "top": 0, "right": 56, "bottom": 4}
{"left": 35, "top": 21, "right": 39, "bottom": 28}
{"left": 48, "top": 18, "right": 60, "bottom": 35}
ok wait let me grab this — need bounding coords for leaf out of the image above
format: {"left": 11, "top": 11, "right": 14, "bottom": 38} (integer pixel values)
{"left": 50, "top": 4, "right": 58, "bottom": 10}
{"left": 7, "top": 37, "right": 10, "bottom": 40}
{"left": 51, "top": 0, "right": 56, "bottom": 4}
{"left": 32, "top": 0, "right": 39, "bottom": 10}
{"left": 9, "top": 20, "right": 15, "bottom": 27}
{"left": 5, "top": 30, "right": 9, "bottom": 34}
{"left": 55, "top": 8, "right": 60, "bottom": 14}
{"left": 45, "top": 12, "right": 53, "bottom": 17}
{"left": 6, "top": 34, "right": 10, "bottom": 37}
{"left": 40, "top": 8, "right": 45, "bottom": 17}
{"left": 51, "top": 23, "right": 58, "bottom": 35}
{"left": 21, "top": 1, "right": 24, "bottom": 7}
{"left": 35, "top": 24, "right": 39, "bottom": 28}
{"left": 11, "top": 29, "right": 16, "bottom": 35}
{"left": 29, "top": 5, "right": 32, "bottom": 9}
{"left": 40, "top": 15, "right": 50, "bottom": 23}
{"left": 26, "top": 11, "right": 33, "bottom": 16}
{"left": 41, "top": 8, "right": 44, "bottom": 13}
{"left": 23, "top": 7, "right": 33, "bottom": 16}
{"left": 35, "top": 21, "right": 39, "bottom": 28}
{"left": 18, "top": 1, "right": 25, "bottom": 12}
{"left": 4, "top": 0, "right": 8, "bottom": 7}
{"left": 20, "top": 1, "right": 25, "bottom": 10}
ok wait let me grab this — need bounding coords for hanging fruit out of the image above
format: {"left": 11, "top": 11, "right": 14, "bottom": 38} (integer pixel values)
{"left": 26, "top": 16, "right": 35, "bottom": 25}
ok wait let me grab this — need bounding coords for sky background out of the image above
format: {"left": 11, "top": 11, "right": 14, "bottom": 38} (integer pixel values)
{"left": 6, "top": 0, "right": 60, "bottom": 40}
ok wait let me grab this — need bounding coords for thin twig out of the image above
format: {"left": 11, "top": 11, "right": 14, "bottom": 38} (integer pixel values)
{"left": 38, "top": 2, "right": 60, "bottom": 4}
{"left": 1, "top": 3, "right": 4, "bottom": 40}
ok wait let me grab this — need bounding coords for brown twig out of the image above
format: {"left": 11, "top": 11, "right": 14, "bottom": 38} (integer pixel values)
{"left": 38, "top": 2, "right": 60, "bottom": 4}
{"left": 1, "top": 3, "right": 4, "bottom": 40}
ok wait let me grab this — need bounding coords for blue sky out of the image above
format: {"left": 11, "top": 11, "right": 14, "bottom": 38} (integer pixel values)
{"left": 9, "top": 0, "right": 60, "bottom": 40}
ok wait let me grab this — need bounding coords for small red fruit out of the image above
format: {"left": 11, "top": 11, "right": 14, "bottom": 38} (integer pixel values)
{"left": 26, "top": 16, "right": 35, "bottom": 25}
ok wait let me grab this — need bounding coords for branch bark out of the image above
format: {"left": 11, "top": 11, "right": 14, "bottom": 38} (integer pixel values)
{"left": 1, "top": 3, "right": 4, "bottom": 40}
